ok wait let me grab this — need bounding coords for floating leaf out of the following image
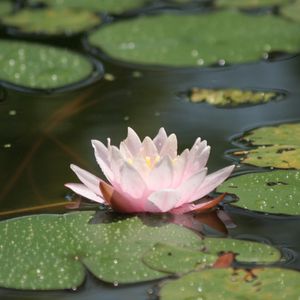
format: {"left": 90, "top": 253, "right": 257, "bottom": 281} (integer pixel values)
{"left": 87, "top": 11, "right": 300, "bottom": 67}
{"left": 0, "top": 211, "right": 203, "bottom": 289}
{"left": 216, "top": 0, "right": 290, "bottom": 8}
{"left": 160, "top": 268, "right": 300, "bottom": 300}
{"left": 188, "top": 88, "right": 279, "bottom": 107}
{"left": 29, "top": 0, "right": 147, "bottom": 14}
{"left": 144, "top": 237, "right": 280, "bottom": 274}
{"left": 235, "top": 123, "right": 300, "bottom": 169}
{"left": 281, "top": 0, "right": 300, "bottom": 23}
{"left": 2, "top": 8, "right": 101, "bottom": 35}
{"left": 0, "top": 40, "right": 94, "bottom": 90}
{"left": 217, "top": 170, "right": 300, "bottom": 215}
{"left": 0, "top": 1, "right": 12, "bottom": 18}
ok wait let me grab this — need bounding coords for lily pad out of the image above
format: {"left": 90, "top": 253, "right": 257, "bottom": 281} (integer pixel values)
{"left": 217, "top": 170, "right": 300, "bottom": 215}
{"left": 0, "top": 1, "right": 13, "bottom": 18}
{"left": 87, "top": 11, "right": 300, "bottom": 67}
{"left": 188, "top": 88, "right": 279, "bottom": 107}
{"left": 235, "top": 123, "right": 300, "bottom": 169}
{"left": 29, "top": 0, "right": 147, "bottom": 14}
{"left": 2, "top": 8, "right": 101, "bottom": 35}
{"left": 143, "top": 238, "right": 280, "bottom": 274}
{"left": 160, "top": 268, "right": 300, "bottom": 300}
{"left": 0, "top": 40, "right": 94, "bottom": 90}
{"left": 216, "top": 0, "right": 290, "bottom": 9}
{"left": 281, "top": 0, "right": 300, "bottom": 23}
{"left": 0, "top": 211, "right": 203, "bottom": 289}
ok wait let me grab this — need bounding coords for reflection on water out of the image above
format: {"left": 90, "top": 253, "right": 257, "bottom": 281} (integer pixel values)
{"left": 0, "top": 3, "right": 300, "bottom": 300}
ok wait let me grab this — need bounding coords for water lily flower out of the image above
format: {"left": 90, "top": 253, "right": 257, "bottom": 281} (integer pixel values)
{"left": 65, "top": 128, "right": 234, "bottom": 214}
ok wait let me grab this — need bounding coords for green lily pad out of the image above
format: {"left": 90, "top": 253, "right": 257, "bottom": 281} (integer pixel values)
{"left": 188, "top": 88, "right": 279, "bottom": 107}
{"left": 0, "top": 1, "right": 13, "bottom": 18}
{"left": 0, "top": 211, "right": 203, "bottom": 289}
{"left": 281, "top": 0, "right": 300, "bottom": 23}
{"left": 0, "top": 40, "right": 94, "bottom": 90}
{"left": 216, "top": 0, "right": 290, "bottom": 9}
{"left": 217, "top": 170, "right": 300, "bottom": 215}
{"left": 29, "top": 0, "right": 147, "bottom": 14}
{"left": 144, "top": 238, "right": 280, "bottom": 274}
{"left": 2, "top": 8, "right": 101, "bottom": 35}
{"left": 87, "top": 11, "right": 300, "bottom": 67}
{"left": 235, "top": 123, "right": 300, "bottom": 169}
{"left": 160, "top": 268, "right": 300, "bottom": 300}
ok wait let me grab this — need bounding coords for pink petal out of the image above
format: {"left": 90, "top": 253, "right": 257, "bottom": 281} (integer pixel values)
{"left": 171, "top": 193, "right": 226, "bottom": 214}
{"left": 147, "top": 156, "right": 173, "bottom": 190}
{"left": 175, "top": 168, "right": 207, "bottom": 207}
{"left": 65, "top": 183, "right": 104, "bottom": 203}
{"left": 119, "top": 162, "right": 146, "bottom": 199}
{"left": 145, "top": 189, "right": 180, "bottom": 212}
{"left": 123, "top": 127, "right": 142, "bottom": 156}
{"left": 153, "top": 127, "right": 168, "bottom": 152}
{"left": 91, "top": 140, "right": 113, "bottom": 182}
{"left": 100, "top": 181, "right": 143, "bottom": 212}
{"left": 188, "top": 165, "right": 235, "bottom": 203}
{"left": 160, "top": 133, "right": 178, "bottom": 159}
{"left": 70, "top": 164, "right": 102, "bottom": 197}
{"left": 141, "top": 136, "right": 158, "bottom": 159}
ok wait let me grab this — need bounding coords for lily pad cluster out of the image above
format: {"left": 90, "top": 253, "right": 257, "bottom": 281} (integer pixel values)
{"left": 2, "top": 8, "right": 101, "bottom": 36}
{"left": 160, "top": 268, "right": 300, "bottom": 300}
{"left": 188, "top": 88, "right": 278, "bottom": 107}
{"left": 217, "top": 170, "right": 300, "bottom": 215}
{"left": 234, "top": 123, "right": 300, "bottom": 169}
{"left": 216, "top": 0, "right": 290, "bottom": 9}
{"left": 281, "top": 0, "right": 300, "bottom": 23}
{"left": 29, "top": 0, "right": 147, "bottom": 14}
{"left": 0, "top": 1, "right": 13, "bottom": 18}
{"left": 0, "top": 211, "right": 281, "bottom": 290}
{"left": 0, "top": 40, "right": 94, "bottom": 90}
{"left": 87, "top": 10, "right": 300, "bottom": 67}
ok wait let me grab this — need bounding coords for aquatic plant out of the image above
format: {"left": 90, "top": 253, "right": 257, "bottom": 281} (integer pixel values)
{"left": 65, "top": 128, "right": 234, "bottom": 213}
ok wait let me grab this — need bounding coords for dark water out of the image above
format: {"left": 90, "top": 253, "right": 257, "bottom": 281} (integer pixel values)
{"left": 1, "top": 3, "right": 300, "bottom": 300}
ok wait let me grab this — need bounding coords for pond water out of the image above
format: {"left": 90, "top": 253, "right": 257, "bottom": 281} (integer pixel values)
{"left": 0, "top": 1, "right": 300, "bottom": 299}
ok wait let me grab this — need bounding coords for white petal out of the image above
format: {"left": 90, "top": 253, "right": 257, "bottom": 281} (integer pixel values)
{"left": 188, "top": 165, "right": 235, "bottom": 203}
{"left": 123, "top": 127, "right": 142, "bottom": 156}
{"left": 109, "top": 146, "right": 126, "bottom": 184}
{"left": 185, "top": 146, "right": 211, "bottom": 178}
{"left": 91, "top": 140, "right": 113, "bottom": 182}
{"left": 160, "top": 133, "right": 178, "bottom": 158}
{"left": 175, "top": 168, "right": 207, "bottom": 207}
{"left": 147, "top": 156, "right": 173, "bottom": 190}
{"left": 145, "top": 189, "right": 180, "bottom": 212}
{"left": 119, "top": 162, "right": 146, "bottom": 198}
{"left": 65, "top": 183, "right": 104, "bottom": 203}
{"left": 70, "top": 164, "right": 102, "bottom": 196}
{"left": 153, "top": 127, "right": 168, "bottom": 152}
{"left": 141, "top": 136, "right": 158, "bottom": 159}
{"left": 172, "top": 149, "right": 189, "bottom": 187}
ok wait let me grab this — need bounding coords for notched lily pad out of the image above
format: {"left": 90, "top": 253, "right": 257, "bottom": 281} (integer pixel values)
{"left": 234, "top": 123, "right": 300, "bottom": 169}
{"left": 143, "top": 237, "right": 280, "bottom": 274}
{"left": 188, "top": 88, "right": 279, "bottom": 107}
{"left": 87, "top": 11, "right": 300, "bottom": 67}
{"left": 217, "top": 170, "right": 300, "bottom": 215}
{"left": 281, "top": 0, "right": 300, "bottom": 23}
{"left": 2, "top": 8, "right": 101, "bottom": 36}
{"left": 29, "top": 0, "right": 147, "bottom": 14}
{"left": 0, "top": 40, "right": 95, "bottom": 90}
{"left": 216, "top": 0, "right": 290, "bottom": 9}
{"left": 0, "top": 211, "right": 202, "bottom": 289}
{"left": 159, "top": 268, "right": 300, "bottom": 300}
